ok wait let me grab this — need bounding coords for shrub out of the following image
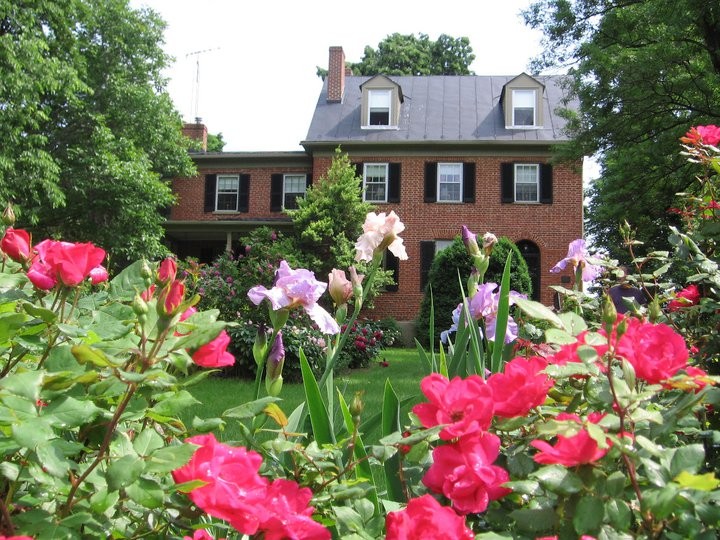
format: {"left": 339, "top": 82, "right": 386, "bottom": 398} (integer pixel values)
{"left": 338, "top": 318, "right": 395, "bottom": 370}
{"left": 416, "top": 236, "right": 532, "bottom": 346}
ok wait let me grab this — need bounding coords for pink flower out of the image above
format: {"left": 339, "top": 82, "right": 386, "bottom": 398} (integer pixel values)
{"left": 257, "top": 479, "right": 330, "bottom": 540}
{"left": 183, "top": 531, "right": 225, "bottom": 540}
{"left": 354, "top": 211, "right": 408, "bottom": 262}
{"left": 89, "top": 265, "right": 108, "bottom": 284}
{"left": 682, "top": 125, "right": 720, "bottom": 147}
{"left": 530, "top": 413, "right": 610, "bottom": 467}
{"left": 27, "top": 259, "right": 57, "bottom": 290}
{"left": 140, "top": 284, "right": 156, "bottom": 301}
{"left": 413, "top": 373, "right": 494, "bottom": 440}
{"left": 192, "top": 330, "right": 235, "bottom": 368}
{"left": 550, "top": 239, "right": 602, "bottom": 283}
{"left": 1, "top": 227, "right": 32, "bottom": 263}
{"left": 423, "top": 432, "right": 511, "bottom": 514}
{"left": 247, "top": 260, "right": 340, "bottom": 334}
{"left": 327, "top": 268, "right": 353, "bottom": 306}
{"left": 616, "top": 319, "right": 689, "bottom": 384}
{"left": 488, "top": 356, "right": 553, "bottom": 418}
{"left": 43, "top": 241, "right": 106, "bottom": 287}
{"left": 668, "top": 284, "right": 701, "bottom": 311}
{"left": 157, "top": 257, "right": 177, "bottom": 285}
{"left": 385, "top": 494, "right": 475, "bottom": 540}
{"left": 157, "top": 280, "right": 185, "bottom": 318}
{"left": 172, "top": 434, "right": 269, "bottom": 535}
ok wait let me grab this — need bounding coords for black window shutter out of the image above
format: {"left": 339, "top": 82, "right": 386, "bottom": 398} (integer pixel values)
{"left": 420, "top": 241, "right": 436, "bottom": 291}
{"left": 306, "top": 174, "right": 313, "bottom": 188}
{"left": 462, "top": 162, "right": 476, "bottom": 203}
{"left": 385, "top": 252, "right": 400, "bottom": 292}
{"left": 500, "top": 163, "right": 514, "bottom": 203}
{"left": 540, "top": 164, "right": 553, "bottom": 204}
{"left": 270, "top": 173, "right": 283, "bottom": 212}
{"left": 204, "top": 174, "right": 217, "bottom": 212}
{"left": 238, "top": 174, "right": 250, "bottom": 212}
{"left": 424, "top": 162, "right": 437, "bottom": 202}
{"left": 388, "top": 163, "right": 401, "bottom": 203}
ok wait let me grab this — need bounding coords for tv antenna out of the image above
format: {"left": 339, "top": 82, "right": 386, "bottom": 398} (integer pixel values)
{"left": 186, "top": 47, "right": 220, "bottom": 122}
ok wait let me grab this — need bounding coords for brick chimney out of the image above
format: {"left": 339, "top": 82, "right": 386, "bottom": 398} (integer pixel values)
{"left": 182, "top": 119, "right": 208, "bottom": 152}
{"left": 327, "top": 46, "right": 345, "bottom": 103}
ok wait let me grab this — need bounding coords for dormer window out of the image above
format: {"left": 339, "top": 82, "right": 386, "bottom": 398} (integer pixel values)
{"left": 368, "top": 89, "right": 391, "bottom": 126}
{"left": 512, "top": 89, "right": 536, "bottom": 127}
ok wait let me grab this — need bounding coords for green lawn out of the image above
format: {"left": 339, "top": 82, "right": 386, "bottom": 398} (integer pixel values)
{"left": 180, "top": 348, "right": 426, "bottom": 445}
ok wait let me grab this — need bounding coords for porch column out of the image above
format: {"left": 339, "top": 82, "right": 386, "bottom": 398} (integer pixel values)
{"left": 225, "top": 232, "right": 232, "bottom": 253}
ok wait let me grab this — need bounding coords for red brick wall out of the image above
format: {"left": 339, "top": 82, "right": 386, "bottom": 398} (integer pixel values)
{"left": 171, "top": 165, "right": 313, "bottom": 222}
{"left": 313, "top": 154, "right": 583, "bottom": 321}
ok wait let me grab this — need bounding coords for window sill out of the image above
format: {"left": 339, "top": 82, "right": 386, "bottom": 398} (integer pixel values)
{"left": 361, "top": 125, "right": 399, "bottom": 130}
{"left": 505, "top": 125, "right": 544, "bottom": 130}
{"left": 213, "top": 210, "right": 240, "bottom": 214}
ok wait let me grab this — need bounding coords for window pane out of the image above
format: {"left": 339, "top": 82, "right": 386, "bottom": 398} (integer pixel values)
{"left": 364, "top": 164, "right": 388, "bottom": 202}
{"left": 217, "top": 193, "right": 237, "bottom": 211}
{"left": 438, "top": 163, "right": 462, "bottom": 202}
{"left": 513, "top": 89, "right": 535, "bottom": 126}
{"left": 369, "top": 90, "right": 391, "bottom": 107}
{"left": 284, "top": 175, "right": 306, "bottom": 194}
{"left": 515, "top": 165, "right": 538, "bottom": 202}
{"left": 216, "top": 175, "right": 239, "bottom": 211}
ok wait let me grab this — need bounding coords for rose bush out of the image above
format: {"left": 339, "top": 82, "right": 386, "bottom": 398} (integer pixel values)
{"left": 1, "top": 126, "right": 720, "bottom": 539}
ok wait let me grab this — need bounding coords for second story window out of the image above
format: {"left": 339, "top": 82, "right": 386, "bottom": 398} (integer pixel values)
{"left": 216, "top": 174, "right": 239, "bottom": 211}
{"left": 515, "top": 164, "right": 539, "bottom": 202}
{"left": 368, "top": 89, "right": 391, "bottom": 126}
{"left": 283, "top": 174, "right": 307, "bottom": 210}
{"left": 363, "top": 163, "right": 388, "bottom": 202}
{"left": 437, "top": 163, "right": 463, "bottom": 202}
{"left": 512, "top": 89, "right": 536, "bottom": 126}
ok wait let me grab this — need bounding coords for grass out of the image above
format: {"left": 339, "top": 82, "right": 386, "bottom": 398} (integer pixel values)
{"left": 180, "top": 348, "right": 426, "bottom": 445}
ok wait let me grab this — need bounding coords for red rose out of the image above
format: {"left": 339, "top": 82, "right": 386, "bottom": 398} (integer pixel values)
{"left": 157, "top": 280, "right": 185, "bottom": 318}
{"left": 488, "top": 356, "right": 553, "bottom": 418}
{"left": 386, "top": 494, "right": 474, "bottom": 540}
{"left": 89, "top": 265, "right": 108, "bottom": 284}
{"left": 44, "top": 241, "right": 106, "bottom": 287}
{"left": 530, "top": 413, "right": 610, "bottom": 467}
{"left": 192, "top": 330, "right": 235, "bottom": 368}
{"left": 616, "top": 320, "right": 689, "bottom": 384}
{"left": 422, "top": 432, "right": 511, "bottom": 514}
{"left": 668, "top": 284, "right": 701, "bottom": 312}
{"left": 1, "top": 227, "right": 31, "bottom": 263}
{"left": 257, "top": 479, "right": 330, "bottom": 540}
{"left": 413, "top": 373, "right": 494, "bottom": 440}
{"left": 27, "top": 259, "right": 57, "bottom": 290}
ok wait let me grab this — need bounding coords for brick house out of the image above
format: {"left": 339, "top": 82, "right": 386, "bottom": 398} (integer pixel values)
{"left": 166, "top": 46, "right": 583, "bottom": 328}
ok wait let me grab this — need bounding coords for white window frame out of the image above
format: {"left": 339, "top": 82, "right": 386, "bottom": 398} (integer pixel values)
{"left": 282, "top": 173, "right": 306, "bottom": 210}
{"left": 514, "top": 164, "right": 540, "bottom": 203}
{"left": 512, "top": 89, "right": 536, "bottom": 127}
{"left": 367, "top": 89, "right": 392, "bottom": 127}
{"left": 363, "top": 163, "right": 389, "bottom": 203}
{"left": 437, "top": 163, "right": 463, "bottom": 203}
{"left": 216, "top": 174, "right": 239, "bottom": 212}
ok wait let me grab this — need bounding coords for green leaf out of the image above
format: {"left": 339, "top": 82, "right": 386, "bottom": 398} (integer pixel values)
{"left": 192, "top": 416, "right": 226, "bottom": 433}
{"left": 515, "top": 296, "right": 563, "bottom": 328}
{"left": 504, "top": 480, "right": 541, "bottom": 495}
{"left": 172, "top": 321, "right": 226, "bottom": 352}
{"left": 106, "top": 454, "right": 145, "bottom": 491}
{"left": 35, "top": 441, "right": 71, "bottom": 477}
{"left": 605, "top": 498, "right": 632, "bottom": 530}
{"left": 12, "top": 419, "right": 55, "bottom": 449}
{"left": 642, "top": 485, "right": 680, "bottom": 519}
{"left": 0, "top": 311, "right": 28, "bottom": 344}
{"left": 605, "top": 470, "right": 627, "bottom": 497}
{"left": 0, "top": 370, "right": 43, "bottom": 401}
{"left": 223, "top": 396, "right": 281, "bottom": 420}
{"left": 509, "top": 507, "right": 557, "bottom": 533}
{"left": 531, "top": 465, "right": 584, "bottom": 495}
{"left": 491, "top": 253, "right": 512, "bottom": 373}
{"left": 22, "top": 301, "right": 56, "bottom": 323}
{"left": 44, "top": 396, "right": 105, "bottom": 428}
{"left": 89, "top": 489, "right": 120, "bottom": 514}
{"left": 149, "top": 390, "right": 199, "bottom": 417}
{"left": 132, "top": 429, "right": 165, "bottom": 456}
{"left": 670, "top": 444, "right": 705, "bottom": 477}
{"left": 573, "top": 495, "right": 603, "bottom": 534}
{"left": 674, "top": 471, "right": 720, "bottom": 491}
{"left": 125, "top": 477, "right": 164, "bottom": 508}
{"left": 300, "top": 349, "right": 333, "bottom": 446}
{"left": 109, "top": 260, "right": 150, "bottom": 301}
{"left": 381, "top": 379, "right": 405, "bottom": 503}
{"left": 545, "top": 328, "right": 577, "bottom": 345}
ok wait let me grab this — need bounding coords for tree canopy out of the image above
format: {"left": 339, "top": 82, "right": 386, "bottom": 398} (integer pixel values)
{"left": 0, "top": 0, "right": 195, "bottom": 264}
{"left": 317, "top": 33, "right": 475, "bottom": 78}
{"left": 524, "top": 0, "right": 720, "bottom": 259}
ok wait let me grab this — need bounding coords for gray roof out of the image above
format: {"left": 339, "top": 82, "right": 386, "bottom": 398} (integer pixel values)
{"left": 303, "top": 75, "right": 576, "bottom": 146}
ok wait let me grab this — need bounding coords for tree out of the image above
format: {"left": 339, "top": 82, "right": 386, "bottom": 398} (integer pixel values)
{"left": 288, "top": 148, "right": 373, "bottom": 280}
{"left": 524, "top": 0, "right": 720, "bottom": 258}
{"left": 0, "top": 0, "right": 195, "bottom": 264}
{"left": 416, "top": 237, "right": 532, "bottom": 346}
{"left": 349, "top": 33, "right": 475, "bottom": 76}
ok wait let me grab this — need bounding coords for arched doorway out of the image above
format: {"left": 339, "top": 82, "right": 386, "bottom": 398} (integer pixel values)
{"left": 517, "top": 240, "right": 541, "bottom": 301}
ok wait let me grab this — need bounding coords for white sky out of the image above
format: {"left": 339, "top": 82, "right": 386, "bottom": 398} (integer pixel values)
{"left": 130, "top": 0, "right": 547, "bottom": 152}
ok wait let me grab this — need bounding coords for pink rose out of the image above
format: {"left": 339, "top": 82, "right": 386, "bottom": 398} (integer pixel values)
{"left": 157, "top": 257, "right": 177, "bottom": 285}
{"left": 488, "top": 356, "right": 553, "bottom": 418}
{"left": 172, "top": 434, "right": 268, "bottom": 535}
{"left": 192, "top": 330, "right": 235, "bottom": 368}
{"left": 422, "top": 432, "right": 511, "bottom": 514}
{"left": 616, "top": 320, "right": 689, "bottom": 384}
{"left": 1, "top": 227, "right": 31, "bottom": 263}
{"left": 89, "top": 265, "right": 108, "bottom": 284}
{"left": 183, "top": 531, "right": 224, "bottom": 540}
{"left": 386, "top": 494, "right": 475, "bottom": 540}
{"left": 531, "top": 413, "right": 610, "bottom": 467}
{"left": 413, "top": 373, "right": 494, "bottom": 440}
{"left": 43, "top": 241, "right": 106, "bottom": 287}
{"left": 157, "top": 280, "right": 185, "bottom": 318}
{"left": 257, "top": 479, "right": 330, "bottom": 540}
{"left": 27, "top": 259, "right": 57, "bottom": 290}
